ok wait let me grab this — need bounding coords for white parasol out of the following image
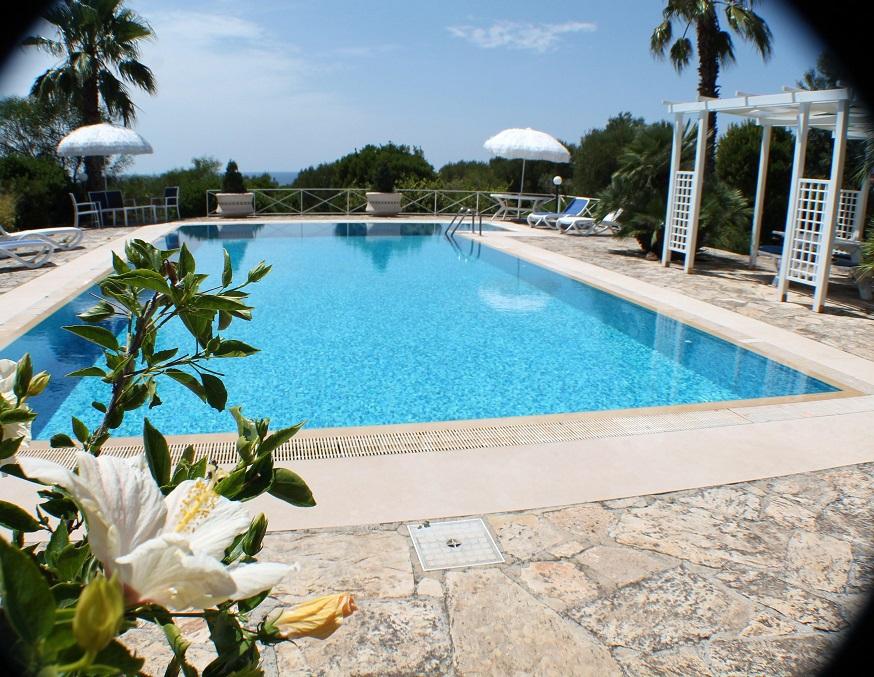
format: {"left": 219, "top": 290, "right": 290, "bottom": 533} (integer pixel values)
{"left": 483, "top": 128, "right": 570, "bottom": 211}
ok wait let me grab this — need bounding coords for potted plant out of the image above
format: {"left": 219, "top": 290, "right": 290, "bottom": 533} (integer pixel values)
{"left": 215, "top": 160, "right": 255, "bottom": 217}
{"left": 365, "top": 162, "right": 402, "bottom": 216}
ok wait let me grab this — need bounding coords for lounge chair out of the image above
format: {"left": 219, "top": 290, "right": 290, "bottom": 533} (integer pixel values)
{"left": 0, "top": 236, "right": 54, "bottom": 269}
{"left": 559, "top": 208, "right": 624, "bottom": 235}
{"left": 1, "top": 224, "right": 83, "bottom": 251}
{"left": 526, "top": 196, "right": 592, "bottom": 229}
{"left": 151, "top": 186, "right": 181, "bottom": 222}
{"left": 69, "top": 193, "right": 102, "bottom": 228}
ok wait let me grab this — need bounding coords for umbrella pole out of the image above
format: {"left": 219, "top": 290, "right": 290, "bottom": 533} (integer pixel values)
{"left": 518, "top": 159, "right": 526, "bottom": 215}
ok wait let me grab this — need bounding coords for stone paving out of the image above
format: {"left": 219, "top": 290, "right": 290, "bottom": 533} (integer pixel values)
{"left": 0, "top": 226, "right": 130, "bottom": 294}
{"left": 4, "top": 225, "right": 873, "bottom": 675}
{"left": 121, "top": 462, "right": 873, "bottom": 675}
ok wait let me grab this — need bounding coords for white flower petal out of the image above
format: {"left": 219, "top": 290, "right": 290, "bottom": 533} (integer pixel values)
{"left": 228, "top": 562, "right": 291, "bottom": 601}
{"left": 20, "top": 452, "right": 165, "bottom": 567}
{"left": 164, "top": 479, "right": 252, "bottom": 558}
{"left": 116, "top": 534, "right": 238, "bottom": 610}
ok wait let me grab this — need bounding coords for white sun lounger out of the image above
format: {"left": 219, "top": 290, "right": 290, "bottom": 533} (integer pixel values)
{"left": 0, "top": 224, "right": 83, "bottom": 251}
{"left": 0, "top": 237, "right": 55, "bottom": 269}
{"left": 526, "top": 196, "right": 592, "bottom": 229}
{"left": 558, "top": 208, "right": 624, "bottom": 235}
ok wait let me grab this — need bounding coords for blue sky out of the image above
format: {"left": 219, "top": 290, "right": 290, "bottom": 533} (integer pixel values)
{"left": 0, "top": 1, "right": 824, "bottom": 175}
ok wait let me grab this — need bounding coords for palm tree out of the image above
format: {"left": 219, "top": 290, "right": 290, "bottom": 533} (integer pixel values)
{"left": 24, "top": 0, "right": 156, "bottom": 191}
{"left": 651, "top": 0, "right": 773, "bottom": 171}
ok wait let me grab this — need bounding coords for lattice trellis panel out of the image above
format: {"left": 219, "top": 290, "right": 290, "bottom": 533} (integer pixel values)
{"left": 667, "top": 171, "right": 695, "bottom": 252}
{"left": 836, "top": 189, "right": 860, "bottom": 240}
{"left": 786, "top": 178, "right": 829, "bottom": 285}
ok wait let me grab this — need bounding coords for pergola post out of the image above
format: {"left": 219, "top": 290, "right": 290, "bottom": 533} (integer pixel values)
{"left": 777, "top": 102, "right": 811, "bottom": 302}
{"left": 661, "top": 113, "right": 685, "bottom": 266}
{"left": 812, "top": 98, "right": 850, "bottom": 312}
{"left": 855, "top": 171, "right": 870, "bottom": 241}
{"left": 749, "top": 124, "right": 772, "bottom": 267}
{"left": 683, "top": 111, "right": 710, "bottom": 273}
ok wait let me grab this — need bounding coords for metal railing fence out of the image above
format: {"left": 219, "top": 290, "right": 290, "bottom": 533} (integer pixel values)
{"left": 205, "top": 188, "right": 562, "bottom": 217}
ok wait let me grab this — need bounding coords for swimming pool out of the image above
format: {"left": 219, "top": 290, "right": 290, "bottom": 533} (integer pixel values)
{"left": 2, "top": 221, "right": 838, "bottom": 439}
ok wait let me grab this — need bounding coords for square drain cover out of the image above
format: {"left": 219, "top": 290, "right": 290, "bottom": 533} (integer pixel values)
{"left": 407, "top": 518, "right": 504, "bottom": 571}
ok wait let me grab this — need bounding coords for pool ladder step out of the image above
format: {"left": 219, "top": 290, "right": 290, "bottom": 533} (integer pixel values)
{"left": 446, "top": 207, "right": 482, "bottom": 237}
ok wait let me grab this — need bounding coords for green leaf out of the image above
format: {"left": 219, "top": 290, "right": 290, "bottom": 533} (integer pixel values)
{"left": 151, "top": 348, "right": 179, "bottom": 363}
{"left": 214, "top": 468, "right": 246, "bottom": 499}
{"left": 71, "top": 417, "right": 89, "bottom": 444}
{"left": 68, "top": 366, "right": 107, "bottom": 378}
{"left": 13, "top": 354, "right": 32, "bottom": 400}
{"left": 268, "top": 468, "right": 316, "bottom": 507}
{"left": 143, "top": 418, "right": 171, "bottom": 487}
{"left": 165, "top": 369, "right": 207, "bottom": 402}
{"left": 111, "top": 251, "right": 130, "bottom": 274}
{"left": 217, "top": 310, "right": 233, "bottom": 331}
{"left": 45, "top": 520, "right": 70, "bottom": 568}
{"left": 222, "top": 248, "right": 233, "bottom": 287}
{"left": 91, "top": 400, "right": 107, "bottom": 413}
{"left": 50, "top": 433, "right": 76, "bottom": 448}
{"left": 178, "top": 243, "right": 196, "bottom": 277}
{"left": 89, "top": 640, "right": 146, "bottom": 675}
{"left": 190, "top": 296, "right": 252, "bottom": 312}
{"left": 63, "top": 325, "right": 120, "bottom": 352}
{"left": 0, "top": 500, "right": 41, "bottom": 532}
{"left": 78, "top": 300, "right": 116, "bottom": 323}
{"left": 162, "top": 621, "right": 197, "bottom": 677}
{"left": 234, "top": 454, "right": 274, "bottom": 502}
{"left": 0, "top": 407, "right": 37, "bottom": 424}
{"left": 0, "top": 435, "right": 24, "bottom": 460}
{"left": 54, "top": 543, "right": 90, "bottom": 580}
{"left": 113, "top": 268, "right": 171, "bottom": 294}
{"left": 258, "top": 421, "right": 304, "bottom": 456}
{"left": 200, "top": 373, "right": 227, "bottom": 411}
{"left": 212, "top": 339, "right": 259, "bottom": 358}
{"left": 236, "top": 588, "right": 269, "bottom": 614}
{"left": 0, "top": 536, "right": 56, "bottom": 643}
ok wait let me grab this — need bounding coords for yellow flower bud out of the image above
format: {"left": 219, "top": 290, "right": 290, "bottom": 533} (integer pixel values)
{"left": 270, "top": 593, "right": 357, "bottom": 640}
{"left": 73, "top": 573, "right": 124, "bottom": 653}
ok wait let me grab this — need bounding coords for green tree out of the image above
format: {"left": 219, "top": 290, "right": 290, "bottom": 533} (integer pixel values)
{"left": 650, "top": 0, "right": 773, "bottom": 169}
{"left": 572, "top": 112, "right": 645, "bottom": 197}
{"left": 0, "top": 96, "right": 82, "bottom": 176}
{"left": 0, "top": 154, "right": 72, "bottom": 228}
{"left": 293, "top": 143, "right": 435, "bottom": 189}
{"left": 24, "top": 0, "right": 157, "bottom": 192}
{"left": 716, "top": 120, "right": 793, "bottom": 243}
{"left": 596, "top": 121, "right": 750, "bottom": 255}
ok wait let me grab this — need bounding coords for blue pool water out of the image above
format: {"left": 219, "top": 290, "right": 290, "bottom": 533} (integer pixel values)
{"left": 2, "top": 221, "right": 837, "bottom": 439}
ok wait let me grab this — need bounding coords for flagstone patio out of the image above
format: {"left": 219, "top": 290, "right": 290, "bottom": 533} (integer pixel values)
{"left": 119, "top": 461, "right": 872, "bottom": 675}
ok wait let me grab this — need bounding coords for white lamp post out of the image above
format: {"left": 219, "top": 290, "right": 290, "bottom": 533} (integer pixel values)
{"left": 553, "top": 175, "right": 563, "bottom": 212}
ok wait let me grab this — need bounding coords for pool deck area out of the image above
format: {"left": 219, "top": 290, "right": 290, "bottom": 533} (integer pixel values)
{"left": 2, "top": 217, "right": 873, "bottom": 675}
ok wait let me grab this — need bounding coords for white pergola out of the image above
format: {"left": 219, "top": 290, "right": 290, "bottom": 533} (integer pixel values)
{"left": 661, "top": 88, "right": 871, "bottom": 312}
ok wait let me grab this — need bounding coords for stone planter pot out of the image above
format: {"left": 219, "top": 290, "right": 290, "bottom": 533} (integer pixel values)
{"left": 216, "top": 192, "right": 255, "bottom": 217}
{"left": 365, "top": 192, "right": 402, "bottom": 216}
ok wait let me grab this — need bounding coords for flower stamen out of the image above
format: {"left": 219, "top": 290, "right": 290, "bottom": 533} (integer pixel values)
{"left": 174, "top": 479, "right": 219, "bottom": 533}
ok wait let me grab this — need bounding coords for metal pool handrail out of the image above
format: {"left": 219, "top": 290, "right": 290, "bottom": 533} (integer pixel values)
{"left": 205, "top": 188, "right": 558, "bottom": 217}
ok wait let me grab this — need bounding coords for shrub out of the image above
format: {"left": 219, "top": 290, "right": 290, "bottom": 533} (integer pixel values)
{"left": 221, "top": 160, "right": 247, "bottom": 193}
{"left": 371, "top": 162, "right": 395, "bottom": 192}
{"left": 0, "top": 191, "right": 15, "bottom": 226}
{"left": 0, "top": 154, "right": 71, "bottom": 228}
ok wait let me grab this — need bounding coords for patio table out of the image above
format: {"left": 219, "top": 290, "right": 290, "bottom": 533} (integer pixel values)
{"left": 489, "top": 193, "right": 552, "bottom": 220}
